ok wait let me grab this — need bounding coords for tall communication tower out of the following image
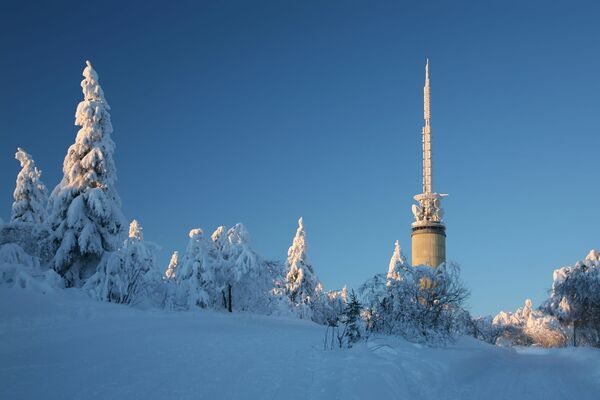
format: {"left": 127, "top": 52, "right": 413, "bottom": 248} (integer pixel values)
{"left": 411, "top": 60, "right": 447, "bottom": 267}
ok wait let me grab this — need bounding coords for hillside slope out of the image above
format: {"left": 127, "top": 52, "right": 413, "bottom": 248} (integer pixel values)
{"left": 0, "top": 288, "right": 599, "bottom": 400}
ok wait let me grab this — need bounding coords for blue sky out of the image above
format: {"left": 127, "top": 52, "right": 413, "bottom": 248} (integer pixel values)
{"left": 1, "top": 0, "right": 599, "bottom": 315}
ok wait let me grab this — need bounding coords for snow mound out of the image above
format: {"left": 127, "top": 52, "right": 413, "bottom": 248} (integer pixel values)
{"left": 0, "top": 243, "right": 39, "bottom": 268}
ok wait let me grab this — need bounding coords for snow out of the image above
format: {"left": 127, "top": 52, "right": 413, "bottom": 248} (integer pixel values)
{"left": 0, "top": 287, "right": 599, "bottom": 400}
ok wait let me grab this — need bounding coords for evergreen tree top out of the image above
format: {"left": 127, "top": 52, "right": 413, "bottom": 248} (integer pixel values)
{"left": 287, "top": 216, "right": 307, "bottom": 267}
{"left": 387, "top": 240, "right": 408, "bottom": 281}
{"left": 129, "top": 220, "right": 143, "bottom": 241}
{"left": 189, "top": 228, "right": 204, "bottom": 239}
{"left": 81, "top": 60, "right": 110, "bottom": 108}
{"left": 227, "top": 223, "right": 250, "bottom": 245}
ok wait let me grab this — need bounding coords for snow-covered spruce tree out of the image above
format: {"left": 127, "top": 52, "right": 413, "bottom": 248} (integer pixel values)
{"left": 218, "top": 223, "right": 275, "bottom": 313}
{"left": 2, "top": 147, "right": 53, "bottom": 262}
{"left": 49, "top": 61, "right": 125, "bottom": 286}
{"left": 85, "top": 220, "right": 157, "bottom": 304}
{"left": 339, "top": 290, "right": 363, "bottom": 348}
{"left": 387, "top": 240, "right": 408, "bottom": 282}
{"left": 11, "top": 148, "right": 48, "bottom": 224}
{"left": 172, "top": 229, "right": 215, "bottom": 309}
{"left": 165, "top": 251, "right": 179, "bottom": 279}
{"left": 284, "top": 217, "right": 322, "bottom": 318}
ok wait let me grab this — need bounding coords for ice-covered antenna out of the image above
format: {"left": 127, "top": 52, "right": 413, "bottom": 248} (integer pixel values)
{"left": 422, "top": 59, "right": 432, "bottom": 194}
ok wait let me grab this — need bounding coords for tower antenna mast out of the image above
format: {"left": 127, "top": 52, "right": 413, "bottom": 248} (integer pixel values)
{"left": 423, "top": 58, "right": 432, "bottom": 194}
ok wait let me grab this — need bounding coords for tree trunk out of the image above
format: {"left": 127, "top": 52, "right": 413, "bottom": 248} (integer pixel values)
{"left": 573, "top": 321, "right": 577, "bottom": 347}
{"left": 227, "top": 283, "right": 232, "bottom": 313}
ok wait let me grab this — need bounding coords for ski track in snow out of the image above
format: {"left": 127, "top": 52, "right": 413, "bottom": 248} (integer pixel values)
{"left": 0, "top": 288, "right": 599, "bottom": 400}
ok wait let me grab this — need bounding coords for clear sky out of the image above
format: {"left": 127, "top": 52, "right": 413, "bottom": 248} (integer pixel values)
{"left": 1, "top": 0, "right": 599, "bottom": 315}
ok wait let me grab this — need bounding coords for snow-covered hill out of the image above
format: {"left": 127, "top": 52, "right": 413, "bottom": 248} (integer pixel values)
{"left": 1, "top": 288, "right": 599, "bottom": 400}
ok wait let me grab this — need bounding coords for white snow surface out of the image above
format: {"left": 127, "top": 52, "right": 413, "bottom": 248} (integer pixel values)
{"left": 1, "top": 288, "right": 599, "bottom": 400}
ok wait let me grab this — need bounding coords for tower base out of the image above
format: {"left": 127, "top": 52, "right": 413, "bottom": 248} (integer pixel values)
{"left": 411, "top": 222, "right": 446, "bottom": 267}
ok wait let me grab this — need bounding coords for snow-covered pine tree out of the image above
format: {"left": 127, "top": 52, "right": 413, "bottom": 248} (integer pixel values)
{"left": 11, "top": 148, "right": 48, "bottom": 224}
{"left": 165, "top": 251, "right": 179, "bottom": 279}
{"left": 387, "top": 240, "right": 408, "bottom": 281}
{"left": 173, "top": 229, "right": 215, "bottom": 309}
{"left": 49, "top": 61, "right": 126, "bottom": 286}
{"left": 85, "top": 219, "right": 157, "bottom": 304}
{"left": 284, "top": 217, "right": 322, "bottom": 316}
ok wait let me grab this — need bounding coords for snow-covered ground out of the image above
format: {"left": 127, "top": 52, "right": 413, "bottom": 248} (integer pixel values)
{"left": 1, "top": 288, "right": 599, "bottom": 400}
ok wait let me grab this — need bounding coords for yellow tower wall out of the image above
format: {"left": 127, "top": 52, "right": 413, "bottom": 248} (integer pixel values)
{"left": 411, "top": 226, "right": 446, "bottom": 267}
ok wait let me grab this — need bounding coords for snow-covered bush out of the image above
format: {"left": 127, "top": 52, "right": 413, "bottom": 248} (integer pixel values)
{"left": 360, "top": 241, "right": 469, "bottom": 344}
{"left": 284, "top": 217, "right": 323, "bottom": 320}
{"left": 492, "top": 302, "right": 534, "bottom": 347}
{"left": 85, "top": 220, "right": 158, "bottom": 305}
{"left": 0, "top": 243, "right": 40, "bottom": 270}
{"left": 0, "top": 243, "right": 63, "bottom": 292}
{"left": 524, "top": 312, "right": 567, "bottom": 348}
{"left": 386, "top": 262, "right": 469, "bottom": 343}
{"left": 0, "top": 222, "right": 53, "bottom": 263}
{"left": 358, "top": 273, "right": 388, "bottom": 332}
{"left": 48, "top": 61, "right": 126, "bottom": 286}
{"left": 544, "top": 250, "right": 600, "bottom": 347}
{"left": 11, "top": 148, "right": 48, "bottom": 224}
{"left": 470, "top": 315, "right": 501, "bottom": 344}
{"left": 325, "top": 286, "right": 348, "bottom": 324}
{"left": 310, "top": 286, "right": 348, "bottom": 326}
